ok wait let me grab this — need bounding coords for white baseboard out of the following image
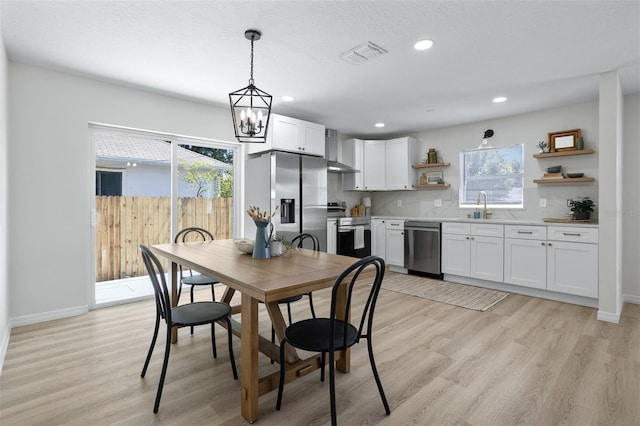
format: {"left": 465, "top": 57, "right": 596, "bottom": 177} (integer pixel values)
{"left": 0, "top": 322, "right": 10, "bottom": 377}
{"left": 624, "top": 294, "right": 640, "bottom": 304}
{"left": 597, "top": 309, "right": 621, "bottom": 323}
{"left": 10, "top": 305, "right": 88, "bottom": 328}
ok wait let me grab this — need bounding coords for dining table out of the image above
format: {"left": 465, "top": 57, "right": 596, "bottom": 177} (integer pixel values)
{"left": 150, "top": 239, "right": 364, "bottom": 423}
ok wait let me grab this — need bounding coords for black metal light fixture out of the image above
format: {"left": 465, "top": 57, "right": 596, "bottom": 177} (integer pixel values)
{"left": 229, "top": 29, "right": 272, "bottom": 143}
{"left": 478, "top": 129, "right": 494, "bottom": 149}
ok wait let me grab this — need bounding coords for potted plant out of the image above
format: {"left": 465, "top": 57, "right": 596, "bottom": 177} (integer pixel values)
{"left": 270, "top": 234, "right": 295, "bottom": 257}
{"left": 537, "top": 140, "right": 549, "bottom": 153}
{"left": 567, "top": 197, "right": 595, "bottom": 220}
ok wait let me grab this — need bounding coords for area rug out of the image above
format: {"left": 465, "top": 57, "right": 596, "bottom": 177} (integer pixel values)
{"left": 380, "top": 272, "right": 509, "bottom": 311}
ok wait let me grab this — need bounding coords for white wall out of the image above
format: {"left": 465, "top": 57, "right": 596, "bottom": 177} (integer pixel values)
{"left": 622, "top": 94, "right": 640, "bottom": 302}
{"left": 0, "top": 13, "right": 11, "bottom": 373}
{"left": 8, "top": 63, "right": 236, "bottom": 324}
{"left": 370, "top": 101, "right": 600, "bottom": 220}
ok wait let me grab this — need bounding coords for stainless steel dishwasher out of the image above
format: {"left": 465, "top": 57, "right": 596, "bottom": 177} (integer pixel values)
{"left": 404, "top": 220, "right": 442, "bottom": 278}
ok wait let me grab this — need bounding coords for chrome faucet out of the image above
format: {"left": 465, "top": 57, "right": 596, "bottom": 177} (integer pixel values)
{"left": 476, "top": 191, "right": 492, "bottom": 219}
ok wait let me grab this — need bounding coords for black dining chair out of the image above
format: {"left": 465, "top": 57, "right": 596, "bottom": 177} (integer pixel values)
{"left": 275, "top": 255, "right": 390, "bottom": 425}
{"left": 268, "top": 233, "right": 320, "bottom": 346}
{"left": 139, "top": 245, "right": 237, "bottom": 413}
{"left": 175, "top": 227, "right": 219, "bottom": 333}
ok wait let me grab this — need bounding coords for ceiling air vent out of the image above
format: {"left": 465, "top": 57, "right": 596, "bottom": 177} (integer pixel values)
{"left": 340, "top": 41, "right": 388, "bottom": 65}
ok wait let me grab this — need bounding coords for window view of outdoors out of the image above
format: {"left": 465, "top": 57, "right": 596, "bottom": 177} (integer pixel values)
{"left": 459, "top": 145, "right": 524, "bottom": 208}
{"left": 94, "top": 129, "right": 234, "bottom": 304}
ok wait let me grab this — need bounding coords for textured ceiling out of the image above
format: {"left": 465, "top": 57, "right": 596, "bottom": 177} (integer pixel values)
{"left": 1, "top": 0, "right": 639, "bottom": 138}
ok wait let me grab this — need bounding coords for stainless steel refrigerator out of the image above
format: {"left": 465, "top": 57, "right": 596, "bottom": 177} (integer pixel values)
{"left": 244, "top": 151, "right": 327, "bottom": 251}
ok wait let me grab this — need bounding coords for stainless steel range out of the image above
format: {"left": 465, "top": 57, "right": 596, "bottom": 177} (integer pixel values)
{"left": 337, "top": 216, "right": 371, "bottom": 258}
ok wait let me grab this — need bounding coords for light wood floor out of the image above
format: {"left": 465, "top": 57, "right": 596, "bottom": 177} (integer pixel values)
{"left": 1, "top": 284, "right": 639, "bottom": 425}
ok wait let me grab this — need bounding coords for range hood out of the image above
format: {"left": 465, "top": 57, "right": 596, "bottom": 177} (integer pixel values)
{"left": 325, "top": 129, "right": 359, "bottom": 173}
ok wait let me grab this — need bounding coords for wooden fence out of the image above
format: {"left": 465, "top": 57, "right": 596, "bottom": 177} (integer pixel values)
{"left": 95, "top": 196, "right": 232, "bottom": 282}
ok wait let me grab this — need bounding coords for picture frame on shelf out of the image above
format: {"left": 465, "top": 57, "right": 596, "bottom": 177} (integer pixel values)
{"left": 549, "top": 128, "right": 581, "bottom": 152}
{"left": 426, "top": 171, "right": 443, "bottom": 184}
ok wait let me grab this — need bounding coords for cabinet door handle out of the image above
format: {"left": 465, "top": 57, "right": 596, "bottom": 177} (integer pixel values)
{"left": 465, "top": 236, "right": 470, "bottom": 240}
{"left": 517, "top": 231, "right": 533, "bottom": 234}
{"left": 541, "top": 242, "right": 546, "bottom": 246}
{"left": 470, "top": 237, "right": 475, "bottom": 240}
{"left": 563, "top": 232, "right": 581, "bottom": 237}
{"left": 548, "top": 243, "right": 553, "bottom": 246}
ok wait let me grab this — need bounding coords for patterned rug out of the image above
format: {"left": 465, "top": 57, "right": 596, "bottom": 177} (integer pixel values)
{"left": 380, "top": 272, "right": 509, "bottom": 311}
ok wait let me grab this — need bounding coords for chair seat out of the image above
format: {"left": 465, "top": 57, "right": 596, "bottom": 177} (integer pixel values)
{"left": 276, "top": 295, "right": 303, "bottom": 304}
{"left": 181, "top": 274, "right": 218, "bottom": 286}
{"left": 284, "top": 318, "right": 358, "bottom": 352}
{"left": 172, "top": 302, "right": 231, "bottom": 327}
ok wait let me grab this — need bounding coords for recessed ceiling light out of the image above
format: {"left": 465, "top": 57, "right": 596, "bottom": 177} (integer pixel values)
{"left": 414, "top": 39, "right": 434, "bottom": 50}
{"left": 282, "top": 95, "right": 295, "bottom": 102}
{"left": 375, "top": 123, "right": 385, "bottom": 128}
{"left": 492, "top": 96, "right": 507, "bottom": 103}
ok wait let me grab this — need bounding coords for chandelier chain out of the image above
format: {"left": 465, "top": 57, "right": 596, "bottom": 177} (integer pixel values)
{"left": 249, "top": 37, "right": 254, "bottom": 85}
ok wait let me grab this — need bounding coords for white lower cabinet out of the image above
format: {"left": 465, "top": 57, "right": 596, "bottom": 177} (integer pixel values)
{"left": 371, "top": 218, "right": 386, "bottom": 259}
{"left": 546, "top": 229, "right": 598, "bottom": 298}
{"left": 442, "top": 222, "right": 504, "bottom": 282}
{"left": 385, "top": 220, "right": 404, "bottom": 267}
{"left": 504, "top": 225, "right": 598, "bottom": 298}
{"left": 326, "top": 219, "right": 337, "bottom": 254}
{"left": 504, "top": 225, "right": 547, "bottom": 289}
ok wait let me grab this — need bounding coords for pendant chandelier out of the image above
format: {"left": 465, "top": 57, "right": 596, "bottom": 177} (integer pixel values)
{"left": 229, "top": 29, "right": 272, "bottom": 143}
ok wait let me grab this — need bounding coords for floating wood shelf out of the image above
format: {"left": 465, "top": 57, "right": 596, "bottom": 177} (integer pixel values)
{"left": 533, "top": 177, "right": 595, "bottom": 184}
{"left": 412, "top": 183, "right": 451, "bottom": 189}
{"left": 533, "top": 149, "right": 594, "bottom": 158}
{"left": 412, "top": 162, "right": 451, "bottom": 169}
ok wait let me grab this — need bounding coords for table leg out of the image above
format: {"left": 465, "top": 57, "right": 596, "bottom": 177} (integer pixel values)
{"left": 171, "top": 261, "right": 178, "bottom": 344}
{"left": 241, "top": 293, "right": 259, "bottom": 423}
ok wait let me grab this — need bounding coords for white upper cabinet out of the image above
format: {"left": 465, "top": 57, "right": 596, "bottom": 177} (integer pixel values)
{"left": 343, "top": 137, "right": 417, "bottom": 191}
{"left": 343, "top": 138, "right": 364, "bottom": 191}
{"left": 385, "top": 137, "right": 417, "bottom": 190}
{"left": 247, "top": 114, "right": 325, "bottom": 157}
{"left": 363, "top": 140, "right": 386, "bottom": 190}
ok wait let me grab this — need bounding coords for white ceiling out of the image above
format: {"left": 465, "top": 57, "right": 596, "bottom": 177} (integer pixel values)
{"left": 1, "top": 0, "right": 639, "bottom": 139}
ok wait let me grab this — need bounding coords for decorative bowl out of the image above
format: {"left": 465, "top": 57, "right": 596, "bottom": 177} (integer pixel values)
{"left": 233, "top": 238, "right": 254, "bottom": 254}
{"left": 546, "top": 165, "right": 561, "bottom": 173}
{"left": 567, "top": 173, "right": 584, "bottom": 178}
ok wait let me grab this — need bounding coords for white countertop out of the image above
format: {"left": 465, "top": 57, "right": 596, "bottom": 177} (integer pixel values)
{"left": 371, "top": 216, "right": 599, "bottom": 228}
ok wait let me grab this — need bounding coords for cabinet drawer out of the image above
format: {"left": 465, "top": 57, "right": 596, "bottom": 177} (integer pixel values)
{"left": 386, "top": 220, "right": 404, "bottom": 230}
{"left": 505, "top": 225, "right": 546, "bottom": 240}
{"left": 547, "top": 226, "right": 598, "bottom": 243}
{"left": 442, "top": 222, "right": 470, "bottom": 235}
{"left": 470, "top": 223, "right": 504, "bottom": 237}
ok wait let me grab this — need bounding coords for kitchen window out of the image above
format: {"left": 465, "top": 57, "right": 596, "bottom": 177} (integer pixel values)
{"left": 459, "top": 144, "right": 524, "bottom": 208}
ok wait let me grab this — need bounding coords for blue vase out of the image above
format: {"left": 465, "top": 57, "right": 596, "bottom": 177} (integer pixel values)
{"left": 252, "top": 221, "right": 273, "bottom": 259}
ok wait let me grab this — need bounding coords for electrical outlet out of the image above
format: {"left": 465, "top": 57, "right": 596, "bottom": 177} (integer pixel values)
{"left": 434, "top": 199, "right": 442, "bottom": 207}
{"left": 539, "top": 197, "right": 547, "bottom": 208}
{"left": 397, "top": 199, "right": 402, "bottom": 207}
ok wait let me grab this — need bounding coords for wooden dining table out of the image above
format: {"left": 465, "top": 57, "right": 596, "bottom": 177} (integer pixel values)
{"left": 150, "top": 239, "right": 362, "bottom": 423}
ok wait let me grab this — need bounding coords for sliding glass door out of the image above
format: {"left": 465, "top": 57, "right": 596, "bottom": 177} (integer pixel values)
{"left": 91, "top": 126, "right": 238, "bottom": 307}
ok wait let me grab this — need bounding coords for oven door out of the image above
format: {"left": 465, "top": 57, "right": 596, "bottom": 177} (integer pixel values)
{"left": 337, "top": 225, "right": 372, "bottom": 258}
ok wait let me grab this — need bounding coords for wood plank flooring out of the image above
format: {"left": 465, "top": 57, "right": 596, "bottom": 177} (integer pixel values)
{"left": 1, "top": 285, "right": 638, "bottom": 425}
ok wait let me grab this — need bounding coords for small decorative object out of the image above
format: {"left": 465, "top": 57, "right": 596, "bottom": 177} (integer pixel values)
{"left": 246, "top": 205, "right": 278, "bottom": 258}
{"left": 576, "top": 136, "right": 584, "bottom": 150}
{"left": 567, "top": 197, "right": 595, "bottom": 221}
{"left": 546, "top": 165, "right": 561, "bottom": 173}
{"left": 270, "top": 234, "right": 296, "bottom": 257}
{"left": 567, "top": 173, "right": 584, "bottom": 178}
{"left": 549, "top": 129, "right": 581, "bottom": 151}
{"left": 427, "top": 148, "right": 438, "bottom": 164}
{"left": 233, "top": 238, "right": 255, "bottom": 254}
{"left": 419, "top": 173, "right": 427, "bottom": 185}
{"left": 426, "top": 171, "right": 443, "bottom": 184}
{"left": 537, "top": 141, "right": 548, "bottom": 153}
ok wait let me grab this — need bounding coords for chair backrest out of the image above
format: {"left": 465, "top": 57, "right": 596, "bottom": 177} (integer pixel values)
{"left": 174, "top": 227, "right": 214, "bottom": 278}
{"left": 140, "top": 245, "right": 171, "bottom": 325}
{"left": 174, "top": 227, "right": 214, "bottom": 244}
{"left": 290, "top": 233, "right": 320, "bottom": 251}
{"left": 329, "top": 256, "right": 385, "bottom": 351}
